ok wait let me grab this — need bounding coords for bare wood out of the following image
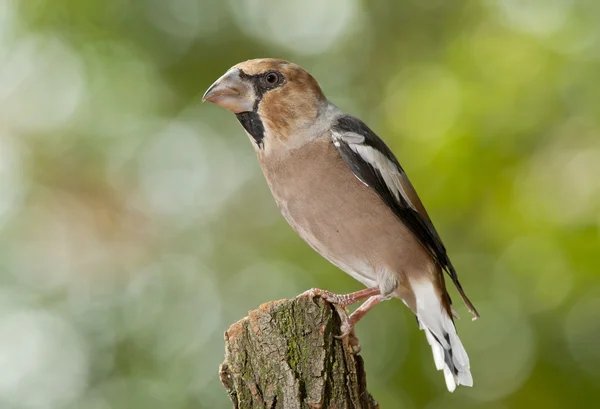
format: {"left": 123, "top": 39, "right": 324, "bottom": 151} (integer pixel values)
{"left": 220, "top": 296, "right": 379, "bottom": 409}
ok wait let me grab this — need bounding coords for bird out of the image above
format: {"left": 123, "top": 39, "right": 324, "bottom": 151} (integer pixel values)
{"left": 203, "top": 58, "right": 479, "bottom": 392}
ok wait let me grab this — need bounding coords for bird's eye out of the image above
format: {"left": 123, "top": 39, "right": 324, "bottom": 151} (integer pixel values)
{"left": 264, "top": 72, "right": 280, "bottom": 86}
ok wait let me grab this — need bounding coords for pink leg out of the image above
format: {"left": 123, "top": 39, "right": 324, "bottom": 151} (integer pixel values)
{"left": 299, "top": 287, "right": 380, "bottom": 307}
{"left": 337, "top": 295, "right": 384, "bottom": 353}
{"left": 299, "top": 287, "right": 383, "bottom": 354}
{"left": 345, "top": 295, "right": 383, "bottom": 333}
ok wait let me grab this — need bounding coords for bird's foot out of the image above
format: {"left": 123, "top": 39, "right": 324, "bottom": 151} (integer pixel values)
{"left": 298, "top": 287, "right": 380, "bottom": 307}
{"left": 298, "top": 287, "right": 381, "bottom": 354}
{"left": 338, "top": 294, "right": 385, "bottom": 354}
{"left": 334, "top": 312, "right": 362, "bottom": 354}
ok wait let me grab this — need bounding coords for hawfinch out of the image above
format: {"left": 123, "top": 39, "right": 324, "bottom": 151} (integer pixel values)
{"left": 203, "top": 59, "right": 479, "bottom": 392}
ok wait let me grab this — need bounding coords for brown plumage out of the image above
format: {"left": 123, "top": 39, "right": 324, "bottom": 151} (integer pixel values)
{"left": 203, "top": 58, "right": 479, "bottom": 391}
{"left": 234, "top": 59, "right": 325, "bottom": 143}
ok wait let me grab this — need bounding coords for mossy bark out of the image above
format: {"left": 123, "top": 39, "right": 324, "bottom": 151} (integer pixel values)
{"left": 219, "top": 296, "right": 379, "bottom": 409}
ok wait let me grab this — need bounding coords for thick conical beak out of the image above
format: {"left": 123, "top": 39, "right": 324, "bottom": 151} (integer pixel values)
{"left": 202, "top": 69, "right": 255, "bottom": 113}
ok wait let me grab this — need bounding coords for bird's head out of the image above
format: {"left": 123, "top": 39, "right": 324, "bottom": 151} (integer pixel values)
{"left": 203, "top": 59, "right": 328, "bottom": 152}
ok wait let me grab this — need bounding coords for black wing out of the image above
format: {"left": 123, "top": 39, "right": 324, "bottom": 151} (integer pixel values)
{"left": 332, "top": 115, "right": 479, "bottom": 318}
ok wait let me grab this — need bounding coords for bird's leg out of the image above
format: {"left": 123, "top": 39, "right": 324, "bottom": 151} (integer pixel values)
{"left": 299, "top": 287, "right": 381, "bottom": 354}
{"left": 336, "top": 294, "right": 384, "bottom": 353}
{"left": 299, "top": 287, "right": 380, "bottom": 307}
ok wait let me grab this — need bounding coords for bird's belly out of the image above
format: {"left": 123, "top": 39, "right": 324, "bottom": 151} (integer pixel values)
{"left": 261, "top": 141, "right": 428, "bottom": 290}
{"left": 279, "top": 198, "right": 377, "bottom": 287}
{"left": 277, "top": 197, "right": 379, "bottom": 287}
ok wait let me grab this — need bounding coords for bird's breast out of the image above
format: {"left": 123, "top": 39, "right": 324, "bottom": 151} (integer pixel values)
{"left": 258, "top": 137, "right": 430, "bottom": 288}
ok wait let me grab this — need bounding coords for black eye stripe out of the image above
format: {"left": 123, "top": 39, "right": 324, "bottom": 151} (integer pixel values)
{"left": 238, "top": 69, "right": 286, "bottom": 112}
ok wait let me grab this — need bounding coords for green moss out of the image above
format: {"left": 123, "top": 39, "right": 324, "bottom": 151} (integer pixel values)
{"left": 270, "top": 299, "right": 313, "bottom": 373}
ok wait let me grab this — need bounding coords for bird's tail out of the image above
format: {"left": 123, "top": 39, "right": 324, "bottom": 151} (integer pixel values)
{"left": 411, "top": 279, "right": 473, "bottom": 392}
{"left": 446, "top": 262, "right": 480, "bottom": 320}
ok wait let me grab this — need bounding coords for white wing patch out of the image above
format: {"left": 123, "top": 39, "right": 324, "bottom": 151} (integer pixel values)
{"left": 332, "top": 131, "right": 416, "bottom": 211}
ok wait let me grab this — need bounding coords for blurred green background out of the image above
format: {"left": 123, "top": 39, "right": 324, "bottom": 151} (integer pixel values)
{"left": 1, "top": 0, "right": 599, "bottom": 408}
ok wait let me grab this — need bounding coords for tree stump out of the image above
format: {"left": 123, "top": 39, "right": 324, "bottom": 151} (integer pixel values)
{"left": 219, "top": 296, "right": 379, "bottom": 409}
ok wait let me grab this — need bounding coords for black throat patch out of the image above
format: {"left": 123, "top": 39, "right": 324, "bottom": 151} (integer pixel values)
{"left": 235, "top": 111, "right": 266, "bottom": 148}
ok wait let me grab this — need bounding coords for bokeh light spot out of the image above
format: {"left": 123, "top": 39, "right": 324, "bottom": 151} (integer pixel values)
{"left": 491, "top": 0, "right": 573, "bottom": 36}
{"left": 0, "top": 310, "right": 88, "bottom": 409}
{"left": 0, "top": 35, "right": 85, "bottom": 132}
{"left": 564, "top": 291, "right": 600, "bottom": 376}
{"left": 230, "top": 0, "right": 359, "bottom": 55}
{"left": 385, "top": 66, "right": 461, "bottom": 143}
{"left": 0, "top": 134, "right": 24, "bottom": 228}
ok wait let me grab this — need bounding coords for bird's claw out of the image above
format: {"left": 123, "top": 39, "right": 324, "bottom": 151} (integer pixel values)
{"left": 298, "top": 288, "right": 319, "bottom": 299}
{"left": 333, "top": 306, "right": 361, "bottom": 354}
{"left": 297, "top": 288, "right": 362, "bottom": 353}
{"left": 298, "top": 288, "right": 344, "bottom": 305}
{"left": 335, "top": 330, "right": 361, "bottom": 354}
